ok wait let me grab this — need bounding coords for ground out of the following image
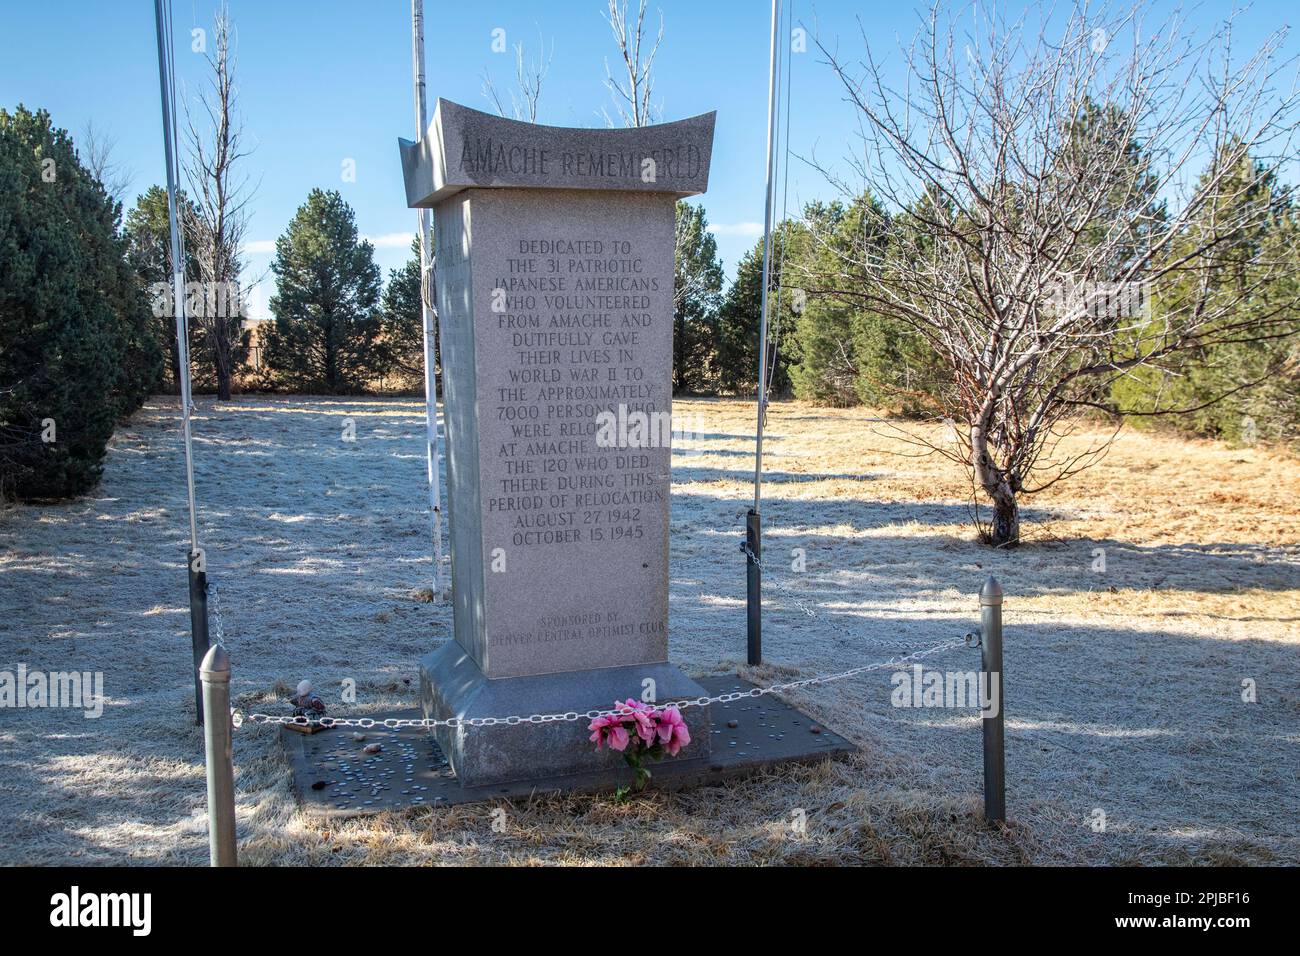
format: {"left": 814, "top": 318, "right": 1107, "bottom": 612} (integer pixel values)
{"left": 1, "top": 395, "right": 1296, "bottom": 865}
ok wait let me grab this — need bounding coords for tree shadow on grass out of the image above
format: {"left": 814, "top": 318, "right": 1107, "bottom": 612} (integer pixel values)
{"left": 0, "top": 395, "right": 1294, "bottom": 863}
{"left": 666, "top": 587, "right": 1298, "bottom": 862}
{"left": 2, "top": 606, "right": 1293, "bottom": 865}
{"left": 673, "top": 464, "right": 902, "bottom": 484}
{"left": 670, "top": 473, "right": 1297, "bottom": 597}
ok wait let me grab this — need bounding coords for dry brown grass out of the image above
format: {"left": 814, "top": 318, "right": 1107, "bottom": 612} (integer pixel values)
{"left": 1, "top": 396, "right": 1295, "bottom": 866}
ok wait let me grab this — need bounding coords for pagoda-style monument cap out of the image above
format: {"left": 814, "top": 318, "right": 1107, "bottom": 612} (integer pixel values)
{"left": 398, "top": 99, "right": 716, "bottom": 206}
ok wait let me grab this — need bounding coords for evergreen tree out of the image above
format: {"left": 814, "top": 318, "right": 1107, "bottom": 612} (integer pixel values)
{"left": 123, "top": 185, "right": 201, "bottom": 390}
{"left": 789, "top": 200, "right": 873, "bottom": 406}
{"left": 783, "top": 195, "right": 947, "bottom": 412}
{"left": 854, "top": 194, "right": 948, "bottom": 414}
{"left": 716, "top": 228, "right": 798, "bottom": 396}
{"left": 1056, "top": 98, "right": 1164, "bottom": 276}
{"left": 1115, "top": 147, "right": 1300, "bottom": 442}
{"left": 378, "top": 238, "right": 438, "bottom": 393}
{"left": 261, "top": 189, "right": 382, "bottom": 394}
{"left": 672, "top": 202, "right": 723, "bottom": 393}
{"left": 0, "top": 105, "right": 161, "bottom": 500}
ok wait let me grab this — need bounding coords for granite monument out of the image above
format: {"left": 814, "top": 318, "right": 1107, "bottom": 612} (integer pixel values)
{"left": 399, "top": 100, "right": 717, "bottom": 787}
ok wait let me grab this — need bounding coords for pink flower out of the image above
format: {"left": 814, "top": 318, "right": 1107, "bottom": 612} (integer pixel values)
{"left": 632, "top": 710, "right": 658, "bottom": 745}
{"left": 606, "top": 722, "right": 630, "bottom": 751}
{"left": 609, "top": 698, "right": 656, "bottom": 745}
{"left": 655, "top": 707, "right": 691, "bottom": 756}
{"left": 589, "top": 700, "right": 690, "bottom": 759}
{"left": 588, "top": 712, "right": 621, "bottom": 749}
{"left": 588, "top": 705, "right": 637, "bottom": 752}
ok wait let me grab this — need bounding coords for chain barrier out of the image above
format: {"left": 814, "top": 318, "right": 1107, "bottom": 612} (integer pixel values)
{"left": 207, "top": 578, "right": 226, "bottom": 648}
{"left": 741, "top": 543, "right": 935, "bottom": 650}
{"left": 234, "top": 637, "right": 964, "bottom": 732}
{"left": 228, "top": 546, "right": 972, "bottom": 733}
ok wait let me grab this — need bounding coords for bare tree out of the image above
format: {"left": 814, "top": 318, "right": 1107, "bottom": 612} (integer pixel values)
{"left": 805, "top": 0, "right": 1300, "bottom": 545}
{"left": 80, "top": 120, "right": 133, "bottom": 202}
{"left": 182, "top": 2, "right": 255, "bottom": 401}
{"left": 482, "top": 28, "right": 553, "bottom": 122}
{"left": 602, "top": 0, "right": 663, "bottom": 127}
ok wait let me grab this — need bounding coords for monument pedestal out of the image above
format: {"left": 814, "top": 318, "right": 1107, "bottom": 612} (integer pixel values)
{"left": 284, "top": 676, "right": 855, "bottom": 815}
{"left": 419, "top": 644, "right": 712, "bottom": 787}
{"left": 399, "top": 100, "right": 717, "bottom": 790}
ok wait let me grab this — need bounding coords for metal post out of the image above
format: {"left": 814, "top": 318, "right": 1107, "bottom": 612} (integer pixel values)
{"left": 980, "top": 577, "right": 1006, "bottom": 823}
{"left": 200, "top": 645, "right": 237, "bottom": 867}
{"left": 412, "top": 0, "right": 445, "bottom": 597}
{"left": 747, "top": 0, "right": 780, "bottom": 673}
{"left": 152, "top": 0, "right": 199, "bottom": 556}
{"left": 752, "top": 0, "right": 781, "bottom": 513}
{"left": 155, "top": 0, "right": 210, "bottom": 723}
{"left": 746, "top": 509, "right": 762, "bottom": 666}
{"left": 188, "top": 553, "right": 210, "bottom": 725}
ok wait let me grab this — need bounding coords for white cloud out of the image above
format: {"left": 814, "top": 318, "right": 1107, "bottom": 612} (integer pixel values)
{"left": 240, "top": 280, "right": 271, "bottom": 321}
{"left": 242, "top": 239, "right": 277, "bottom": 254}
{"left": 362, "top": 231, "right": 416, "bottom": 249}
{"left": 708, "top": 221, "right": 764, "bottom": 238}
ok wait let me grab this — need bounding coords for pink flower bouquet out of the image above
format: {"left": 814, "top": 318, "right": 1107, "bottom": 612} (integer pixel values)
{"left": 589, "top": 698, "right": 691, "bottom": 795}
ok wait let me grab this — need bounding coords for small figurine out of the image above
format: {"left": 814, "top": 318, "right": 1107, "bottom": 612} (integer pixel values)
{"left": 289, "top": 679, "right": 326, "bottom": 719}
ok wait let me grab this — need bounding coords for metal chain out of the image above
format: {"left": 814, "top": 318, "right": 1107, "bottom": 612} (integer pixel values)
{"left": 227, "top": 540, "right": 973, "bottom": 732}
{"left": 207, "top": 577, "right": 226, "bottom": 648}
{"left": 741, "top": 542, "right": 935, "bottom": 649}
{"left": 234, "top": 638, "right": 965, "bottom": 732}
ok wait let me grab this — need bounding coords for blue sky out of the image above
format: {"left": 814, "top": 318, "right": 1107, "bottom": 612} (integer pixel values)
{"left": 2, "top": 1, "right": 1297, "bottom": 318}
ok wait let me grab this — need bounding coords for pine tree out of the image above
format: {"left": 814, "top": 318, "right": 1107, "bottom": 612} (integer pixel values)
{"left": 1115, "top": 147, "right": 1300, "bottom": 442}
{"left": 378, "top": 238, "right": 437, "bottom": 393}
{"left": 789, "top": 200, "right": 863, "bottom": 406}
{"left": 853, "top": 195, "right": 947, "bottom": 414}
{"left": 672, "top": 202, "right": 723, "bottom": 393}
{"left": 261, "top": 190, "right": 382, "bottom": 394}
{"left": 123, "top": 185, "right": 202, "bottom": 390}
{"left": 0, "top": 106, "right": 161, "bottom": 500}
{"left": 716, "top": 228, "right": 798, "bottom": 396}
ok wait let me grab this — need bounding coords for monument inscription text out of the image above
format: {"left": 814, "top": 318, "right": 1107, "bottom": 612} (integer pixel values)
{"left": 471, "top": 190, "right": 675, "bottom": 677}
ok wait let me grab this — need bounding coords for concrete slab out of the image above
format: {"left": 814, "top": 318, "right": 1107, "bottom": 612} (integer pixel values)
{"left": 283, "top": 676, "right": 855, "bottom": 816}
{"left": 419, "top": 644, "right": 713, "bottom": 787}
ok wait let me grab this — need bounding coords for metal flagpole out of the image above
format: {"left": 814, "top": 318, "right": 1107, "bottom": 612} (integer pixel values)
{"left": 747, "top": 0, "right": 782, "bottom": 667}
{"left": 154, "top": 0, "right": 210, "bottom": 723}
{"left": 766, "top": 0, "right": 795, "bottom": 403}
{"left": 412, "top": 0, "right": 445, "bottom": 597}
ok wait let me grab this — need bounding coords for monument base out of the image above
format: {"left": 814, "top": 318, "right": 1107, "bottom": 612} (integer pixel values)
{"left": 285, "top": 676, "right": 854, "bottom": 815}
{"left": 418, "top": 643, "right": 713, "bottom": 788}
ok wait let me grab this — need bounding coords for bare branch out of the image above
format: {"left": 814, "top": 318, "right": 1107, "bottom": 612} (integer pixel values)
{"left": 481, "top": 26, "right": 553, "bottom": 122}
{"left": 181, "top": 1, "right": 257, "bottom": 400}
{"left": 805, "top": 0, "right": 1300, "bottom": 544}
{"left": 80, "top": 119, "right": 133, "bottom": 202}
{"left": 601, "top": 0, "right": 663, "bottom": 128}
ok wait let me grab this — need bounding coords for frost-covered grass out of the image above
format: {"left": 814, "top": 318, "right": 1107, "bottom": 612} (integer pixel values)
{"left": 1, "top": 395, "right": 1295, "bottom": 865}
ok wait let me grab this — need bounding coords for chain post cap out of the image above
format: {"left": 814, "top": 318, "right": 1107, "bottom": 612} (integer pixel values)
{"left": 200, "top": 643, "right": 231, "bottom": 682}
{"left": 980, "top": 577, "right": 1004, "bottom": 606}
